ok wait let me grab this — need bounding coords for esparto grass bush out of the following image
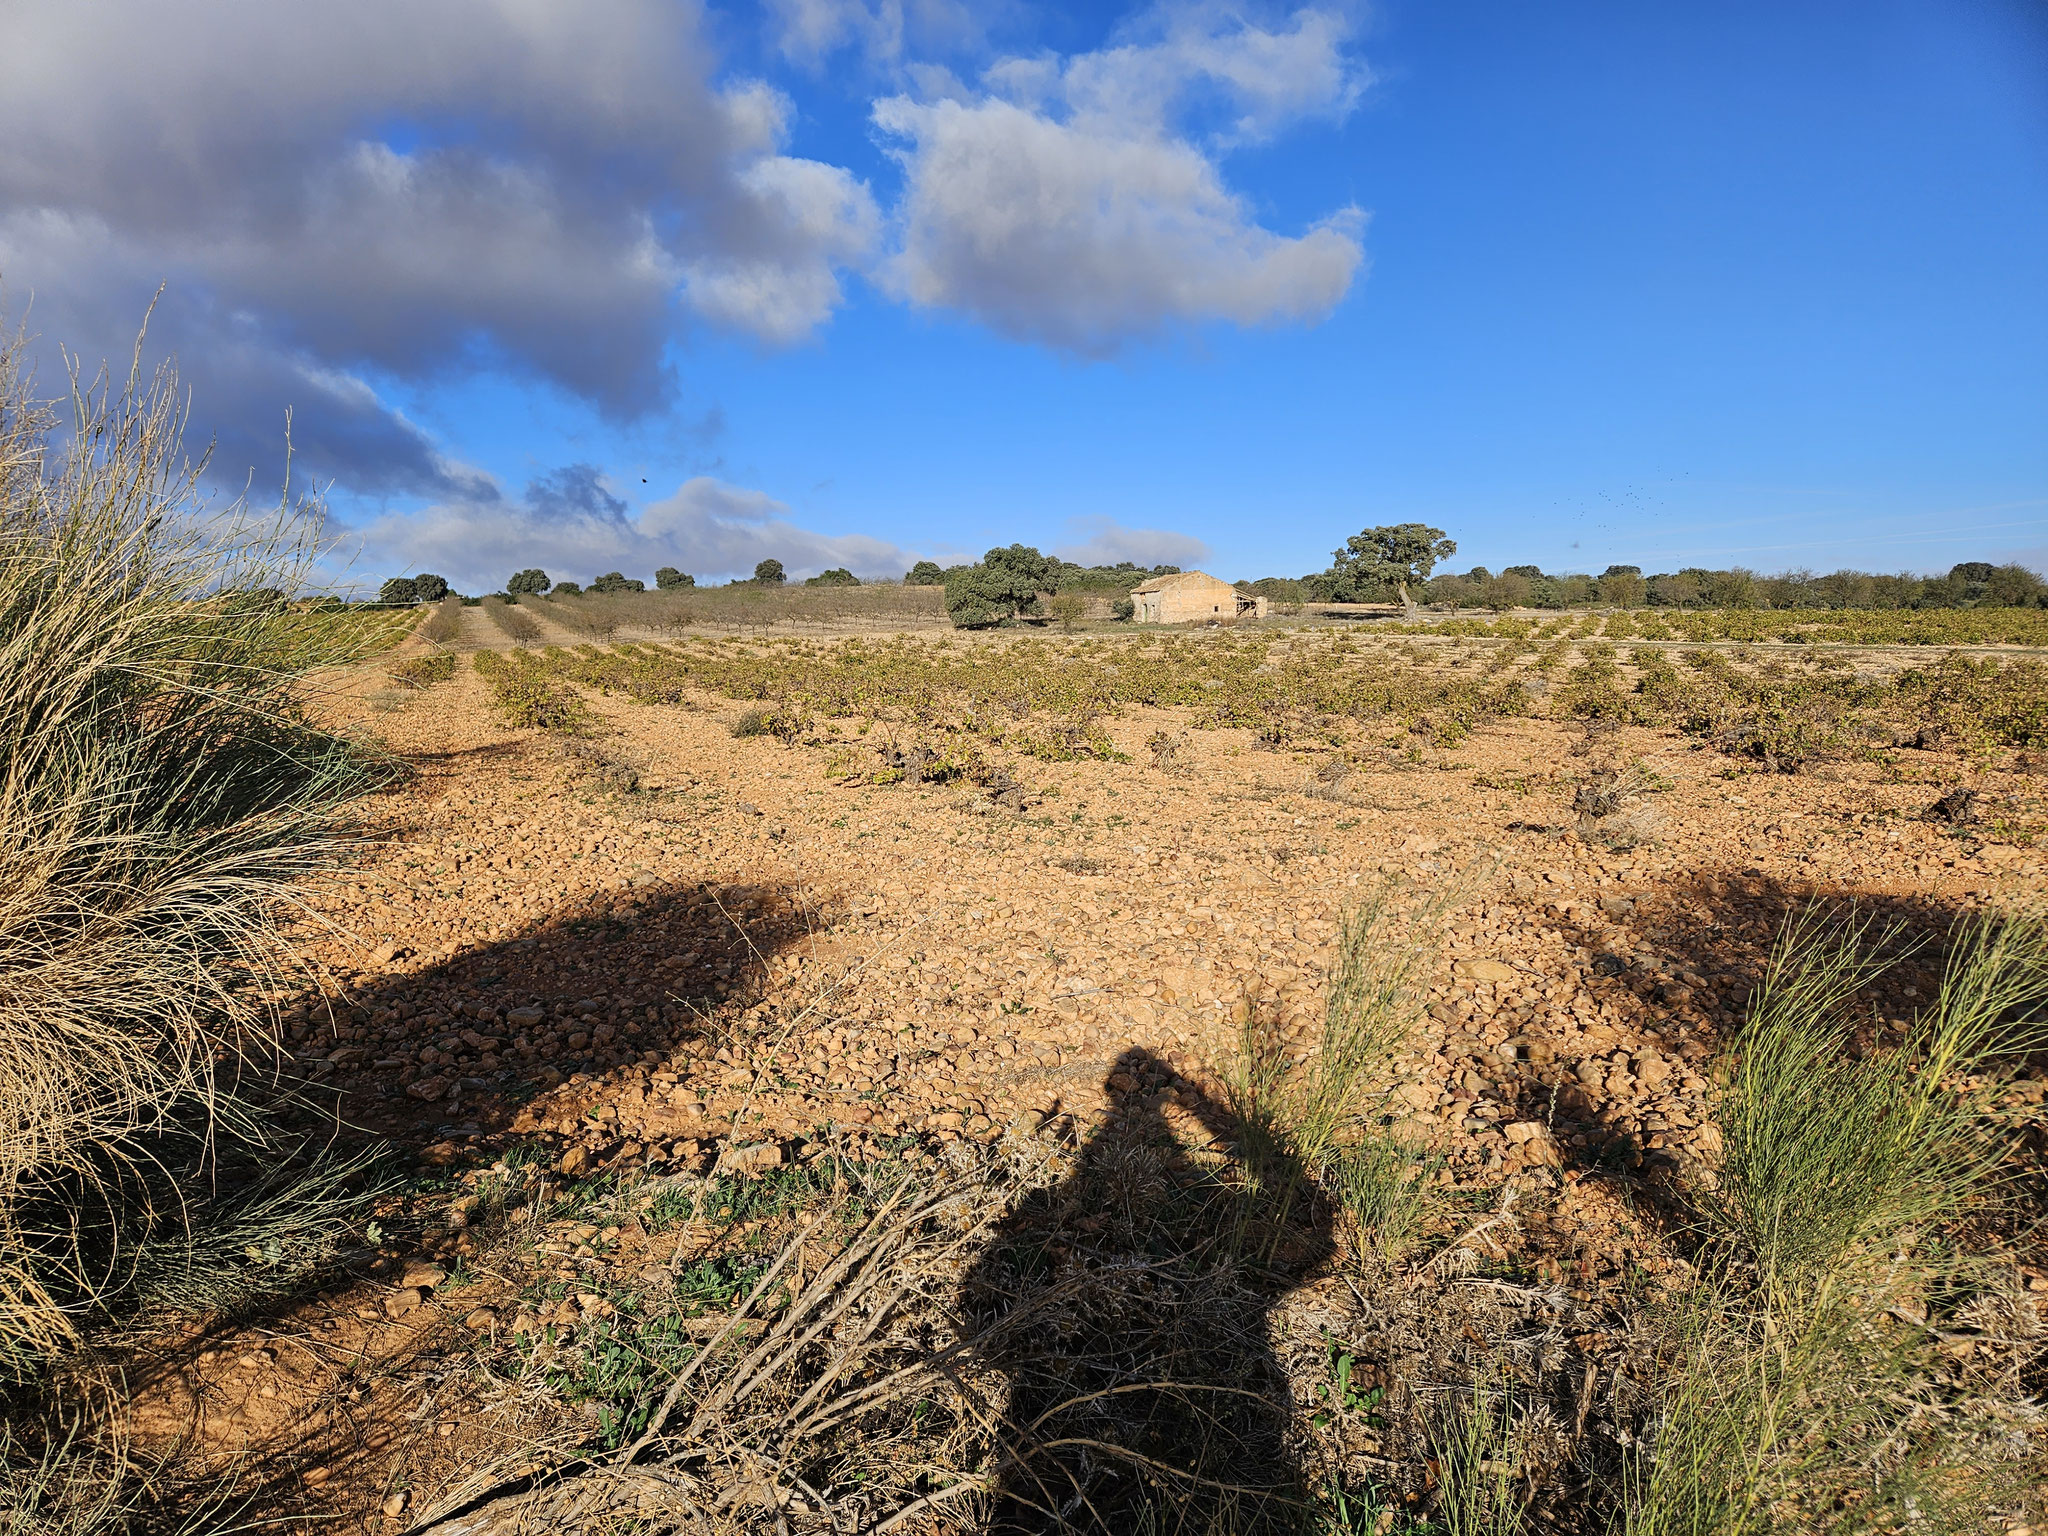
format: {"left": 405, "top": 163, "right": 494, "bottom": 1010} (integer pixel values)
{"left": 1706, "top": 907, "right": 2047, "bottom": 1315}
{"left": 1625, "top": 905, "right": 2048, "bottom": 1535}
{"left": 0, "top": 321, "right": 373, "bottom": 1375}
{"left": 1231, "top": 880, "right": 1463, "bottom": 1258}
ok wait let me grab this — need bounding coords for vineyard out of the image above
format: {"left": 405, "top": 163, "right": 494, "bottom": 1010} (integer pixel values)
{"left": 1399, "top": 605, "right": 2048, "bottom": 648}
{"left": 517, "top": 581, "right": 951, "bottom": 638}
{"left": 471, "top": 628, "right": 2048, "bottom": 774}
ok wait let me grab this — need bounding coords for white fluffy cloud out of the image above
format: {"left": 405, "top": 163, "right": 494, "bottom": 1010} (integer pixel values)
{"left": 1054, "top": 516, "right": 1214, "bottom": 570}
{"left": 873, "top": 5, "right": 1367, "bottom": 351}
{"left": 0, "top": 0, "right": 878, "bottom": 491}
{"left": 2, "top": 0, "right": 1371, "bottom": 505}
{"left": 360, "top": 465, "right": 915, "bottom": 593}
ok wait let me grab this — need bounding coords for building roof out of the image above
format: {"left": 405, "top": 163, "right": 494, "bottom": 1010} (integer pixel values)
{"left": 1128, "top": 570, "right": 1235, "bottom": 595}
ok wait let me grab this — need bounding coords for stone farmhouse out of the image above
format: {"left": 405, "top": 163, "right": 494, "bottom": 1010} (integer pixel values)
{"left": 1128, "top": 571, "right": 1268, "bottom": 624}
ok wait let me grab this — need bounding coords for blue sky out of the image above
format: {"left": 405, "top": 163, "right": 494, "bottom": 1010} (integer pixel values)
{"left": 6, "top": 0, "right": 2044, "bottom": 590}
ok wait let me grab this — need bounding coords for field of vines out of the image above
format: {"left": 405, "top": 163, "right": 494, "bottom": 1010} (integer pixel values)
{"left": 1403, "top": 605, "right": 2048, "bottom": 648}
{"left": 473, "top": 630, "right": 2048, "bottom": 772}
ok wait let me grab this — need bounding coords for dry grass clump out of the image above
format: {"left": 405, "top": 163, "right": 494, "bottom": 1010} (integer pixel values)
{"left": 0, "top": 1387, "right": 255, "bottom": 1536}
{"left": 407, "top": 1154, "right": 1049, "bottom": 1534}
{"left": 556, "top": 737, "right": 642, "bottom": 794}
{"left": 482, "top": 596, "right": 543, "bottom": 645}
{"left": 1571, "top": 760, "right": 1667, "bottom": 849}
{"left": 1305, "top": 752, "right": 1356, "bottom": 803}
{"left": 417, "top": 595, "right": 464, "bottom": 644}
{"left": 1145, "top": 727, "right": 1188, "bottom": 774}
{"left": 451, "top": 1114, "right": 1322, "bottom": 1530}
{"left": 0, "top": 319, "right": 376, "bottom": 1376}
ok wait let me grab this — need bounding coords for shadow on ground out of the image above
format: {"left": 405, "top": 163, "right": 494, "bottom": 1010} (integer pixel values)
{"left": 303, "top": 875, "right": 825, "bottom": 1148}
{"left": 962, "top": 1046, "right": 1334, "bottom": 1535}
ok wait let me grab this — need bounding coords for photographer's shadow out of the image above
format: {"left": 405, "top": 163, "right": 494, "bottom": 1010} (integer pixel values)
{"left": 962, "top": 1047, "right": 1334, "bottom": 1535}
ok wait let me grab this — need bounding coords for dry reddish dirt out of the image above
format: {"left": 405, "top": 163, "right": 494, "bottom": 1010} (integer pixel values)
{"left": 114, "top": 624, "right": 2048, "bottom": 1530}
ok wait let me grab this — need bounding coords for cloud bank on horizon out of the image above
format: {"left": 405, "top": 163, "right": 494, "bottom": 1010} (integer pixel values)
{"left": 366, "top": 469, "right": 1214, "bottom": 592}
{"left": 365, "top": 467, "right": 918, "bottom": 589}
{"left": 0, "top": 0, "right": 1365, "bottom": 590}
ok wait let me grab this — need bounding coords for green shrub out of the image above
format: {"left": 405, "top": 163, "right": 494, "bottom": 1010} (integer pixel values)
{"left": 473, "top": 652, "right": 589, "bottom": 731}
{"left": 945, "top": 544, "right": 1048, "bottom": 628}
{"left": 1707, "top": 909, "right": 2046, "bottom": 1315}
{"left": 386, "top": 652, "right": 457, "bottom": 689}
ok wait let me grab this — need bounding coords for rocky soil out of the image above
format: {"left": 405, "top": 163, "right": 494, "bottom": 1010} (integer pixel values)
{"left": 307, "top": 635, "right": 2043, "bottom": 1172}
{"left": 119, "top": 624, "right": 2048, "bottom": 1529}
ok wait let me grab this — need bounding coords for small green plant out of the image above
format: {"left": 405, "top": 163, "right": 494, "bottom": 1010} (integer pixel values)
{"left": 473, "top": 651, "right": 589, "bottom": 731}
{"left": 1328, "top": 1135, "right": 1440, "bottom": 1263}
{"left": 1312, "top": 1334, "right": 1386, "bottom": 1429}
{"left": 1429, "top": 1370, "right": 1529, "bottom": 1536}
{"left": 529, "top": 1295, "right": 703, "bottom": 1449}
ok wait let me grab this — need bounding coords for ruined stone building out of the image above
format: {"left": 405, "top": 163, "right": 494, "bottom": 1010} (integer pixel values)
{"left": 1128, "top": 571, "right": 1267, "bottom": 624}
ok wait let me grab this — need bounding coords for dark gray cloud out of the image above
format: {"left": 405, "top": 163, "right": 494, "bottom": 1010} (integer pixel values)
{"left": 360, "top": 467, "right": 915, "bottom": 592}
{"left": 3, "top": 0, "right": 1369, "bottom": 504}
{"left": 1, "top": 0, "right": 879, "bottom": 495}
{"left": 526, "top": 464, "right": 630, "bottom": 525}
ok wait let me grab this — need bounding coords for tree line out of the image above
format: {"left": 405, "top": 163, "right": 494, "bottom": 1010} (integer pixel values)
{"left": 368, "top": 523, "right": 2044, "bottom": 615}
{"left": 1241, "top": 523, "right": 2047, "bottom": 612}
{"left": 375, "top": 558, "right": 849, "bottom": 604}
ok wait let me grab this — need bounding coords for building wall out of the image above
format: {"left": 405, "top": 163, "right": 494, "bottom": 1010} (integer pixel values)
{"left": 1132, "top": 573, "right": 1265, "bottom": 624}
{"left": 1159, "top": 576, "right": 1243, "bottom": 623}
